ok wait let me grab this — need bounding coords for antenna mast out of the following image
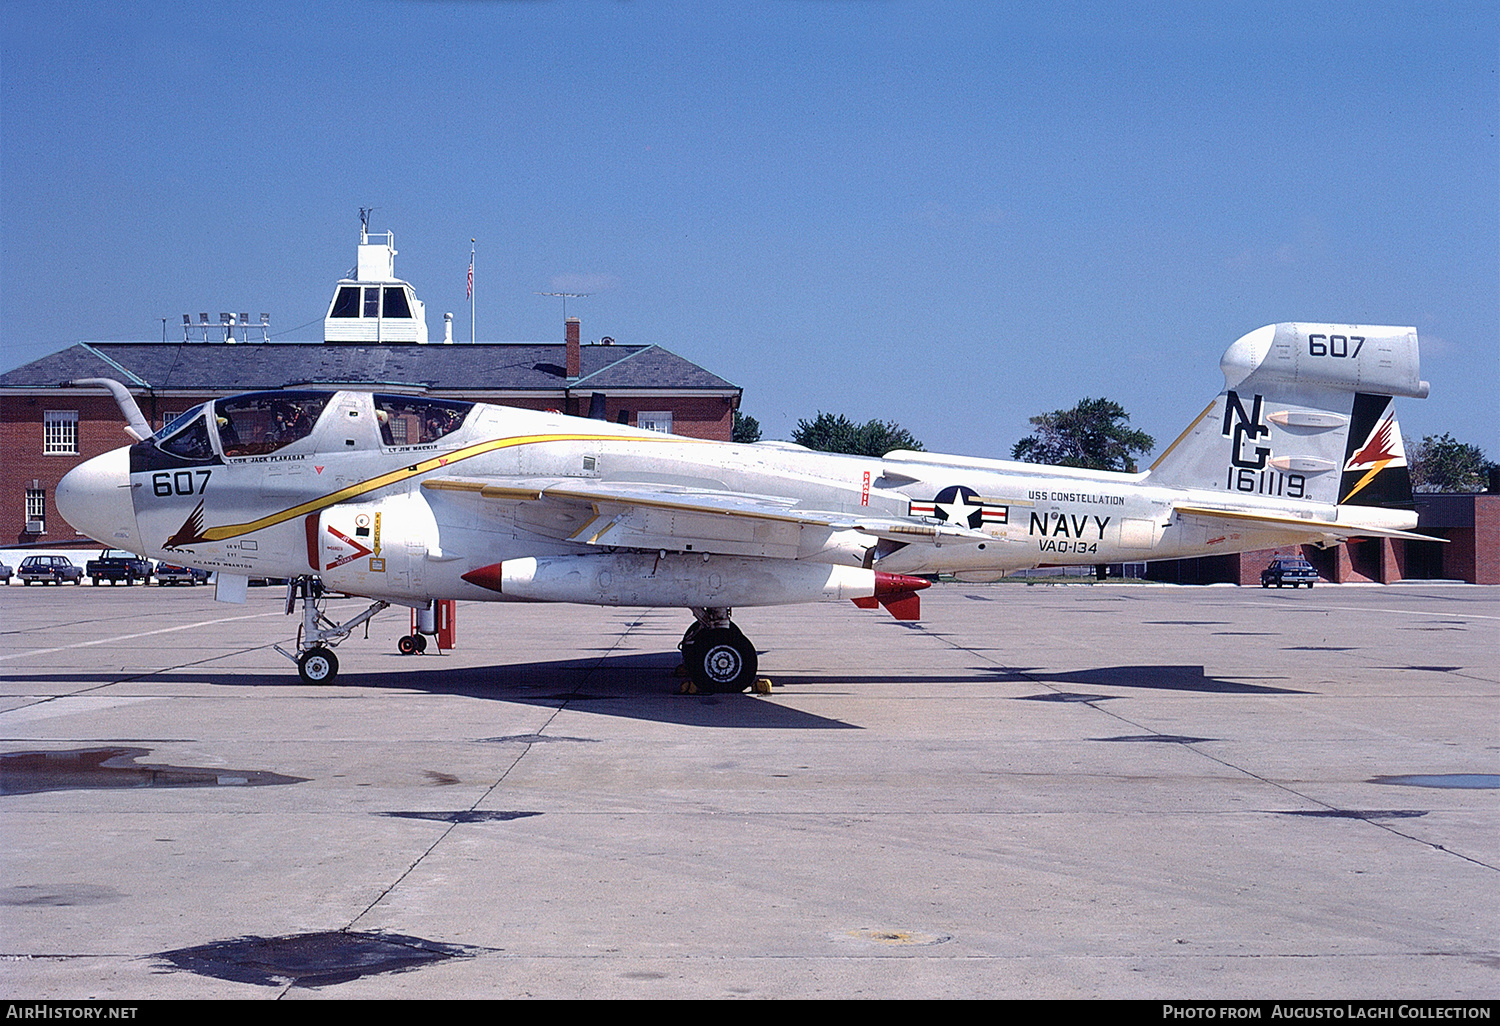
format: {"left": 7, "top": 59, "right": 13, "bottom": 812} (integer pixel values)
{"left": 534, "top": 291, "right": 591, "bottom": 322}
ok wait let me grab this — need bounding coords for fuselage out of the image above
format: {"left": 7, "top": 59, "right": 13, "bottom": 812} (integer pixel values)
{"left": 57, "top": 388, "right": 1407, "bottom": 608}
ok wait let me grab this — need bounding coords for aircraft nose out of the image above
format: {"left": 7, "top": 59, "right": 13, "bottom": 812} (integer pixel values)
{"left": 57, "top": 447, "right": 142, "bottom": 551}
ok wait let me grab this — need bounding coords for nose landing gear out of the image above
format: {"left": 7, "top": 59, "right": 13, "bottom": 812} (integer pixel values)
{"left": 274, "top": 576, "right": 389, "bottom": 684}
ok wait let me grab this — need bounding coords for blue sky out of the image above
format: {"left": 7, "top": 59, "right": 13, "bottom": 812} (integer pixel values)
{"left": 2, "top": 0, "right": 1495, "bottom": 458}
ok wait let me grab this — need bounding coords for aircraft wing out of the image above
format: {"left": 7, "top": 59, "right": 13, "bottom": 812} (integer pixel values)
{"left": 423, "top": 475, "right": 988, "bottom": 559}
{"left": 1173, "top": 505, "right": 1443, "bottom": 544}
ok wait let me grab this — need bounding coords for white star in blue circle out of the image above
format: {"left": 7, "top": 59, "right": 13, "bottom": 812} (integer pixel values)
{"left": 932, "top": 485, "right": 984, "bottom": 529}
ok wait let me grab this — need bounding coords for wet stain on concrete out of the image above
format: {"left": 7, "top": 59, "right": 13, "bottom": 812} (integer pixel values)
{"left": 379, "top": 810, "right": 542, "bottom": 823}
{"left": 1370, "top": 774, "right": 1500, "bottom": 789}
{"left": 843, "top": 928, "right": 951, "bottom": 946}
{"left": 1146, "top": 620, "right": 1230, "bottom": 626}
{"left": 0, "top": 747, "right": 305, "bottom": 796}
{"left": 477, "top": 734, "right": 599, "bottom": 744}
{"left": 155, "top": 930, "right": 487, "bottom": 988}
{"left": 1017, "top": 691, "right": 1116, "bottom": 704}
{"left": 1095, "top": 734, "right": 1217, "bottom": 744}
{"left": 1276, "top": 809, "right": 1428, "bottom": 820}
{"left": 0, "top": 884, "right": 122, "bottom": 906}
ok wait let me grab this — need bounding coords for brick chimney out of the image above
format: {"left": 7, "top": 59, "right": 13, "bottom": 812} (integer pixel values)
{"left": 566, "top": 317, "right": 581, "bottom": 379}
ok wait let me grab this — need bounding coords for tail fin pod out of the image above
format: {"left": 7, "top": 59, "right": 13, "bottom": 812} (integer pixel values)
{"left": 1148, "top": 323, "right": 1424, "bottom": 510}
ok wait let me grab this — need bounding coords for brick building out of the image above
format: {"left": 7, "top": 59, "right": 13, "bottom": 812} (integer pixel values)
{"left": 0, "top": 227, "right": 741, "bottom": 548}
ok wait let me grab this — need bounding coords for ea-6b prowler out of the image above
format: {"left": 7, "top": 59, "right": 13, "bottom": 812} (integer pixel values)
{"left": 58, "top": 323, "right": 1433, "bottom": 690}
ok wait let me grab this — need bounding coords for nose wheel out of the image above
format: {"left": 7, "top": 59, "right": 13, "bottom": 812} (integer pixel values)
{"left": 297, "top": 647, "right": 339, "bottom": 684}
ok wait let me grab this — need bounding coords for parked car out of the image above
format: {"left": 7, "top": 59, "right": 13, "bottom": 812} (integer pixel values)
{"left": 86, "top": 548, "right": 155, "bottom": 586}
{"left": 1260, "top": 557, "right": 1319, "bottom": 588}
{"left": 155, "top": 563, "right": 210, "bottom": 586}
{"left": 0, "top": 560, "right": 12, "bottom": 585}
{"left": 18, "top": 555, "right": 84, "bottom": 585}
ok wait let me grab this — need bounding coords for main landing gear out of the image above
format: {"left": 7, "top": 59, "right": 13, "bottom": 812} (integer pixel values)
{"left": 274, "top": 576, "right": 389, "bottom": 685}
{"left": 679, "top": 607, "right": 758, "bottom": 694}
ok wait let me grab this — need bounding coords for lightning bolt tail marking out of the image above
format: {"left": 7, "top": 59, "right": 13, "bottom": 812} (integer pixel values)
{"left": 1341, "top": 459, "right": 1392, "bottom": 504}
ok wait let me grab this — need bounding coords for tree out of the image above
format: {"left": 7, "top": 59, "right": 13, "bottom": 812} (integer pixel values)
{"left": 791, "top": 412, "right": 924, "bottom": 456}
{"left": 732, "top": 410, "right": 761, "bottom": 444}
{"left": 1010, "top": 397, "right": 1154, "bottom": 473}
{"left": 1408, "top": 433, "right": 1493, "bottom": 493}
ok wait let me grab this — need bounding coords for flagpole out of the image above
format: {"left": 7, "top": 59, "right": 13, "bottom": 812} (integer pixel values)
{"left": 469, "top": 240, "right": 476, "bottom": 344}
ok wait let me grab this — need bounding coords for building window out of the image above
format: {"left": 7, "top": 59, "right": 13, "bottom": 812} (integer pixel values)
{"left": 26, "top": 488, "right": 45, "bottom": 533}
{"left": 44, "top": 410, "right": 79, "bottom": 454}
{"left": 382, "top": 287, "right": 412, "bottom": 318}
{"left": 330, "top": 286, "right": 360, "bottom": 318}
{"left": 638, "top": 411, "right": 673, "bottom": 434}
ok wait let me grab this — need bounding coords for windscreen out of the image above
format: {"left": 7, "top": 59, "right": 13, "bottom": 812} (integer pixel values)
{"left": 156, "top": 413, "right": 215, "bottom": 460}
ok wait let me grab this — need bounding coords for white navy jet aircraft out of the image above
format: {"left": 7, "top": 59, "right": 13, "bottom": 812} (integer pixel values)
{"left": 57, "top": 322, "right": 1433, "bottom": 690}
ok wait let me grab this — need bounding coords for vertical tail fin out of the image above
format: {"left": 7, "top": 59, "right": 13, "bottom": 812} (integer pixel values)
{"left": 1147, "top": 324, "right": 1425, "bottom": 512}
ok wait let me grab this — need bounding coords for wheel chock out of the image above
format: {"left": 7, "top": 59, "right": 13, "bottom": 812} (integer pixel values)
{"left": 753, "top": 677, "right": 773, "bottom": 694}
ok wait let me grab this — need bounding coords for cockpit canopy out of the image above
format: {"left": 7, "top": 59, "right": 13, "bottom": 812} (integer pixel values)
{"left": 215, "top": 392, "right": 331, "bottom": 457}
{"left": 372, "top": 394, "right": 472, "bottom": 447}
{"left": 150, "top": 391, "right": 475, "bottom": 463}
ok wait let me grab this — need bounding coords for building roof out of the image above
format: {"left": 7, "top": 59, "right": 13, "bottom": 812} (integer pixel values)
{"left": 0, "top": 341, "right": 740, "bottom": 396}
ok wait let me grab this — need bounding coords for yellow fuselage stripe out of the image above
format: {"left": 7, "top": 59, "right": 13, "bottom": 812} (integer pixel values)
{"left": 197, "top": 432, "right": 698, "bottom": 542}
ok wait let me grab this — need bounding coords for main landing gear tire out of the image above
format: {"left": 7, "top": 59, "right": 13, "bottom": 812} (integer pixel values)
{"left": 684, "top": 626, "right": 757, "bottom": 694}
{"left": 297, "top": 647, "right": 339, "bottom": 685}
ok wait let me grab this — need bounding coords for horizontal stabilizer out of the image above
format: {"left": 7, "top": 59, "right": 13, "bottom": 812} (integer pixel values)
{"left": 1173, "top": 505, "right": 1443, "bottom": 544}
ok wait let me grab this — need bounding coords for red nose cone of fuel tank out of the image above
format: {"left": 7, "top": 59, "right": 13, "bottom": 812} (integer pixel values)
{"left": 856, "top": 571, "right": 931, "bottom": 621}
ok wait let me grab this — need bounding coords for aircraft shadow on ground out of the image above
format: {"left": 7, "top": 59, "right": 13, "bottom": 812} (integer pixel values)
{"left": 0, "top": 659, "right": 1306, "bottom": 731}
{"left": 986, "top": 664, "right": 1307, "bottom": 695}
{"left": 0, "top": 651, "right": 861, "bottom": 731}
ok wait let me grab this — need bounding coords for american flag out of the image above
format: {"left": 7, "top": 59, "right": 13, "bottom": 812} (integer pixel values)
{"left": 466, "top": 255, "right": 473, "bottom": 300}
